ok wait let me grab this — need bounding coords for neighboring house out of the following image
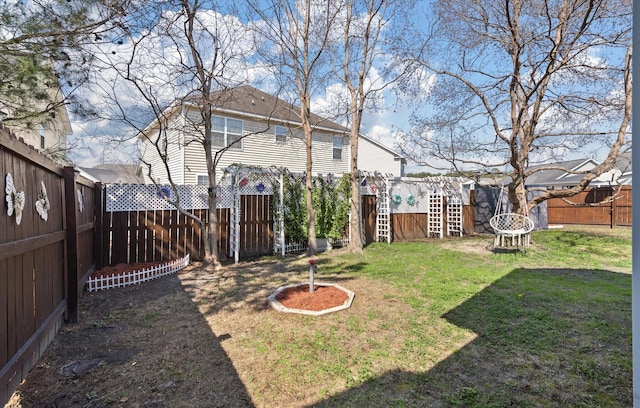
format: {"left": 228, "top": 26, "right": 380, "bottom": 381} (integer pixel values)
{"left": 524, "top": 157, "right": 628, "bottom": 189}
{"left": 612, "top": 150, "right": 632, "bottom": 185}
{"left": 0, "top": 67, "right": 72, "bottom": 160}
{"left": 139, "top": 85, "right": 406, "bottom": 185}
{"left": 79, "top": 164, "right": 143, "bottom": 184}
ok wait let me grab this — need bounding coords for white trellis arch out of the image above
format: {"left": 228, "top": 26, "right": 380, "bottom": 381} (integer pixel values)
{"left": 222, "top": 166, "right": 281, "bottom": 263}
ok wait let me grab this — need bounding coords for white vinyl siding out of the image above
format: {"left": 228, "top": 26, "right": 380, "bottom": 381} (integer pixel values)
{"left": 357, "top": 137, "right": 402, "bottom": 176}
{"left": 141, "top": 116, "right": 185, "bottom": 184}
{"left": 182, "top": 115, "right": 350, "bottom": 183}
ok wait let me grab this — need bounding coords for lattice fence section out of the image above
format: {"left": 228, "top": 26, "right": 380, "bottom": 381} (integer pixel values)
{"left": 447, "top": 195, "right": 463, "bottom": 237}
{"left": 427, "top": 191, "right": 443, "bottom": 238}
{"left": 105, "top": 184, "right": 234, "bottom": 211}
{"left": 86, "top": 254, "right": 189, "bottom": 292}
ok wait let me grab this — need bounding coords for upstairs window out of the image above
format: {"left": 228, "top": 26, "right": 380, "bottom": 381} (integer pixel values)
{"left": 212, "top": 115, "right": 243, "bottom": 150}
{"left": 39, "top": 123, "right": 45, "bottom": 149}
{"left": 332, "top": 136, "right": 343, "bottom": 160}
{"left": 275, "top": 125, "right": 287, "bottom": 142}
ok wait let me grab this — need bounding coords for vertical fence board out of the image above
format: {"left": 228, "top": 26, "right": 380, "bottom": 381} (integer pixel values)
{"left": 21, "top": 254, "right": 35, "bottom": 342}
{"left": 169, "top": 210, "right": 178, "bottom": 260}
{"left": 63, "top": 167, "right": 79, "bottom": 323}
{"left": 128, "top": 211, "right": 139, "bottom": 264}
{"left": 0, "top": 259, "right": 7, "bottom": 366}
{"left": 111, "top": 212, "right": 129, "bottom": 264}
{"left": 7, "top": 257, "right": 17, "bottom": 360}
{"left": 94, "top": 184, "right": 104, "bottom": 270}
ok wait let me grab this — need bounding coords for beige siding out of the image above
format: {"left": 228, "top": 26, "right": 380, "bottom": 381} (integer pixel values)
{"left": 150, "top": 106, "right": 401, "bottom": 184}
{"left": 141, "top": 116, "right": 184, "bottom": 184}
{"left": 358, "top": 137, "right": 402, "bottom": 176}
{"left": 182, "top": 113, "right": 350, "bottom": 183}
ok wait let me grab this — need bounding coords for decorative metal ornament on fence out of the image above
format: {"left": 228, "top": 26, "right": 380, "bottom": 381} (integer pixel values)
{"left": 77, "top": 188, "right": 84, "bottom": 213}
{"left": 5, "top": 173, "right": 25, "bottom": 225}
{"left": 35, "top": 180, "right": 51, "bottom": 221}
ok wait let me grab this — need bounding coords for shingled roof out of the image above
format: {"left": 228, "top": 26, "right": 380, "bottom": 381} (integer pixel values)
{"left": 184, "top": 85, "right": 350, "bottom": 133}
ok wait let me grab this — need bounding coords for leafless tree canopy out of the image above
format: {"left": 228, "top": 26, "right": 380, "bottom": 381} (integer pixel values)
{"left": 399, "top": 0, "right": 632, "bottom": 213}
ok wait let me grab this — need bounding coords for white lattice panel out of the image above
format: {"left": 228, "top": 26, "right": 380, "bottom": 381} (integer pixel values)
{"left": 105, "top": 184, "right": 235, "bottom": 212}
{"left": 447, "top": 195, "right": 463, "bottom": 237}
{"left": 428, "top": 191, "right": 443, "bottom": 238}
{"left": 235, "top": 172, "right": 276, "bottom": 195}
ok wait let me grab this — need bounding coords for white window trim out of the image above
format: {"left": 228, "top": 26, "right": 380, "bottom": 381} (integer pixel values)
{"left": 196, "top": 174, "right": 210, "bottom": 185}
{"left": 332, "top": 136, "right": 343, "bottom": 160}
{"left": 212, "top": 115, "right": 243, "bottom": 150}
{"left": 275, "top": 125, "right": 287, "bottom": 143}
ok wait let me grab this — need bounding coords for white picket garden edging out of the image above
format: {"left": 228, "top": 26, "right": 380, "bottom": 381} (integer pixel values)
{"left": 86, "top": 254, "right": 190, "bottom": 292}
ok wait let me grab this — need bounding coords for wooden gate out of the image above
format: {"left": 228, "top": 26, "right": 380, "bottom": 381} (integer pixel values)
{"left": 237, "top": 195, "right": 274, "bottom": 258}
{"left": 362, "top": 195, "right": 377, "bottom": 244}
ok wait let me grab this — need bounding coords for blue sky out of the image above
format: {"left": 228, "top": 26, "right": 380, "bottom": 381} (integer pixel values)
{"left": 65, "top": 0, "right": 629, "bottom": 175}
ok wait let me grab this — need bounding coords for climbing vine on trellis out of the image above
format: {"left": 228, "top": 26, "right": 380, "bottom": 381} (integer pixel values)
{"left": 319, "top": 174, "right": 351, "bottom": 240}
{"left": 272, "top": 171, "right": 351, "bottom": 243}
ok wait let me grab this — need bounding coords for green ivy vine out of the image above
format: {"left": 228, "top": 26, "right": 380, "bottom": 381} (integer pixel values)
{"left": 271, "top": 172, "right": 352, "bottom": 243}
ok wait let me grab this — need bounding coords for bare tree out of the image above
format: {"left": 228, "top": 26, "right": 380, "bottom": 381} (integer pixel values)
{"left": 249, "top": 0, "right": 340, "bottom": 255}
{"left": 92, "top": 0, "right": 260, "bottom": 270}
{"left": 330, "top": 0, "right": 414, "bottom": 252}
{"left": 399, "top": 0, "right": 632, "bottom": 214}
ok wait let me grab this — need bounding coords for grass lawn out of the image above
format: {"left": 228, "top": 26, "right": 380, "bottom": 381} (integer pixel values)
{"left": 8, "top": 226, "right": 631, "bottom": 407}
{"left": 189, "top": 226, "right": 631, "bottom": 407}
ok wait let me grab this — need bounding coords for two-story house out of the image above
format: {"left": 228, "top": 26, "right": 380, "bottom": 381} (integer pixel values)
{"left": 139, "top": 85, "right": 405, "bottom": 184}
{"left": 0, "top": 63, "right": 72, "bottom": 161}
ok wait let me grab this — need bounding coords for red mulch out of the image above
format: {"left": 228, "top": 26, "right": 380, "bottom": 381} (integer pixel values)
{"left": 91, "top": 262, "right": 164, "bottom": 279}
{"left": 275, "top": 284, "right": 349, "bottom": 311}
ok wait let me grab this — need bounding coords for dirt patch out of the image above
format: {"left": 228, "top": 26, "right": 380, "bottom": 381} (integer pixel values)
{"left": 438, "top": 236, "right": 496, "bottom": 255}
{"left": 7, "top": 255, "right": 406, "bottom": 408}
{"left": 6, "top": 262, "right": 255, "bottom": 408}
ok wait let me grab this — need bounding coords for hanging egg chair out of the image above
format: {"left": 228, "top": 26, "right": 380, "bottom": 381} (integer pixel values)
{"left": 489, "top": 183, "right": 534, "bottom": 247}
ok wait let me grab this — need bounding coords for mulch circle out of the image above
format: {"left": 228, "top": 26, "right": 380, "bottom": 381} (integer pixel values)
{"left": 275, "top": 284, "right": 349, "bottom": 311}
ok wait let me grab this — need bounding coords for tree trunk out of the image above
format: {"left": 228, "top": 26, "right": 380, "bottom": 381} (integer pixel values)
{"left": 348, "top": 128, "right": 363, "bottom": 253}
{"left": 203, "top": 179, "right": 222, "bottom": 271}
{"left": 347, "top": 92, "right": 364, "bottom": 253}
{"left": 303, "top": 118, "right": 317, "bottom": 256}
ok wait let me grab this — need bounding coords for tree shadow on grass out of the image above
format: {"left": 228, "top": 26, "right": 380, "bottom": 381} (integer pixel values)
{"left": 179, "top": 256, "right": 369, "bottom": 316}
{"left": 311, "top": 267, "right": 632, "bottom": 407}
{"left": 7, "top": 272, "right": 255, "bottom": 408}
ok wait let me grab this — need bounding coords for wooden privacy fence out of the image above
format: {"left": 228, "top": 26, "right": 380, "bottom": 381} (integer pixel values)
{"left": 101, "top": 183, "right": 275, "bottom": 264}
{"left": 364, "top": 176, "right": 474, "bottom": 242}
{"left": 1, "top": 128, "right": 98, "bottom": 405}
{"left": 101, "top": 207, "right": 230, "bottom": 264}
{"left": 546, "top": 186, "right": 632, "bottom": 227}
